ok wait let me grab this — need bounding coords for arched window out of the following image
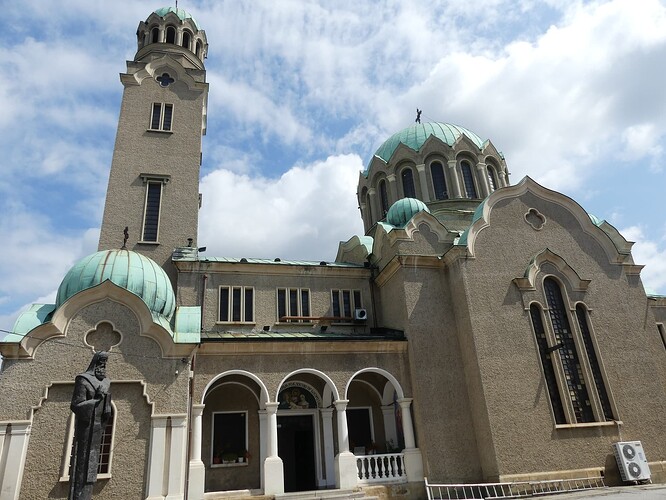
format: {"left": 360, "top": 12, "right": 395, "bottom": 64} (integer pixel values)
{"left": 544, "top": 278, "right": 594, "bottom": 423}
{"left": 530, "top": 303, "right": 566, "bottom": 424}
{"left": 166, "top": 26, "right": 176, "bottom": 44}
{"left": 182, "top": 31, "right": 191, "bottom": 49}
{"left": 460, "top": 161, "right": 477, "bottom": 198}
{"left": 196, "top": 40, "right": 203, "bottom": 59}
{"left": 379, "top": 180, "right": 389, "bottom": 217}
{"left": 151, "top": 27, "right": 159, "bottom": 44}
{"left": 575, "top": 305, "right": 614, "bottom": 420}
{"left": 487, "top": 165, "right": 498, "bottom": 192}
{"left": 365, "top": 192, "right": 373, "bottom": 222}
{"left": 401, "top": 168, "right": 416, "bottom": 198}
{"left": 431, "top": 161, "right": 448, "bottom": 200}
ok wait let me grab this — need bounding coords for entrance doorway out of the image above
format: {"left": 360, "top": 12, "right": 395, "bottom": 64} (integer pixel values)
{"left": 277, "top": 414, "right": 316, "bottom": 492}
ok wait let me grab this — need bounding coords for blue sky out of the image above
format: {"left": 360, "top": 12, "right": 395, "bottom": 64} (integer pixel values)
{"left": 1, "top": 0, "right": 666, "bottom": 333}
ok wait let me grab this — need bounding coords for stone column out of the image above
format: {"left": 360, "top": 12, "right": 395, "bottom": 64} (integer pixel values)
{"left": 263, "top": 403, "right": 284, "bottom": 495}
{"left": 397, "top": 398, "right": 424, "bottom": 482}
{"left": 334, "top": 400, "right": 358, "bottom": 489}
{"left": 166, "top": 415, "right": 188, "bottom": 500}
{"left": 146, "top": 416, "right": 169, "bottom": 499}
{"left": 0, "top": 422, "right": 31, "bottom": 500}
{"left": 447, "top": 160, "right": 462, "bottom": 198}
{"left": 258, "top": 409, "right": 268, "bottom": 491}
{"left": 367, "top": 188, "right": 377, "bottom": 228}
{"left": 188, "top": 405, "right": 205, "bottom": 500}
{"left": 416, "top": 164, "right": 430, "bottom": 202}
{"left": 475, "top": 162, "right": 491, "bottom": 197}
{"left": 320, "top": 408, "right": 336, "bottom": 487}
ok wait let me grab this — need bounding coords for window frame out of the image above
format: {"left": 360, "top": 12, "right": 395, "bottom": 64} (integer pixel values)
{"left": 459, "top": 160, "right": 478, "bottom": 199}
{"left": 60, "top": 402, "right": 116, "bottom": 482}
{"left": 486, "top": 165, "right": 498, "bottom": 192}
{"left": 218, "top": 285, "right": 255, "bottom": 324}
{"left": 400, "top": 167, "right": 416, "bottom": 198}
{"left": 149, "top": 102, "right": 174, "bottom": 132}
{"left": 210, "top": 411, "right": 248, "bottom": 468}
{"left": 139, "top": 175, "right": 170, "bottom": 244}
{"left": 331, "top": 289, "right": 363, "bottom": 323}
{"left": 430, "top": 160, "right": 448, "bottom": 200}
{"left": 276, "top": 287, "right": 311, "bottom": 323}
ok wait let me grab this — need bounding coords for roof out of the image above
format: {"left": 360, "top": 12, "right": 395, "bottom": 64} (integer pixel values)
{"left": 153, "top": 6, "right": 201, "bottom": 30}
{"left": 56, "top": 249, "right": 175, "bottom": 320}
{"left": 368, "top": 122, "right": 487, "bottom": 172}
{"left": 386, "top": 198, "right": 430, "bottom": 228}
{"left": 201, "top": 328, "right": 405, "bottom": 341}
{"left": 173, "top": 253, "right": 366, "bottom": 268}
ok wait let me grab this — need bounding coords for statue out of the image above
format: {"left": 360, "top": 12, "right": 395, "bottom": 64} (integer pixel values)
{"left": 69, "top": 352, "right": 112, "bottom": 500}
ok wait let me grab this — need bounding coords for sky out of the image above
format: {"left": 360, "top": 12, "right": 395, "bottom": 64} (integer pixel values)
{"left": 1, "top": 0, "right": 666, "bottom": 334}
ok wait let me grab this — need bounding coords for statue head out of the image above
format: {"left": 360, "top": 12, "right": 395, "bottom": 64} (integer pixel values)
{"left": 85, "top": 351, "right": 109, "bottom": 381}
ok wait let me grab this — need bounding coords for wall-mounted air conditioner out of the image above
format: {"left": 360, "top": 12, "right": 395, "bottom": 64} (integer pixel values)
{"left": 613, "top": 441, "right": 651, "bottom": 482}
{"left": 354, "top": 308, "right": 368, "bottom": 321}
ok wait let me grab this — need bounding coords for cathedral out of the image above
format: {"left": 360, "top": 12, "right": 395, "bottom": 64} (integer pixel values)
{"left": 0, "top": 7, "right": 664, "bottom": 500}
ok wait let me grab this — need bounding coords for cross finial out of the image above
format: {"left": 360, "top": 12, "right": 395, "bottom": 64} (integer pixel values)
{"left": 415, "top": 108, "right": 422, "bottom": 124}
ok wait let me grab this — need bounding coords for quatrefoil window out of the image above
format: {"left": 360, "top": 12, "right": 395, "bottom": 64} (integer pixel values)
{"left": 157, "top": 72, "right": 175, "bottom": 87}
{"left": 525, "top": 208, "right": 546, "bottom": 230}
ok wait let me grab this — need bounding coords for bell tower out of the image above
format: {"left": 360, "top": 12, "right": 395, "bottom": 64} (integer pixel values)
{"left": 98, "top": 8, "right": 208, "bottom": 283}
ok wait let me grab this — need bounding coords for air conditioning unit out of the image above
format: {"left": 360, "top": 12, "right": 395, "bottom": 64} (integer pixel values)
{"left": 354, "top": 308, "right": 368, "bottom": 321}
{"left": 613, "top": 441, "right": 651, "bottom": 482}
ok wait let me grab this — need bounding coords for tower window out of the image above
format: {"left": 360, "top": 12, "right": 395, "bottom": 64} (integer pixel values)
{"left": 379, "top": 180, "right": 389, "bottom": 218}
{"left": 219, "top": 286, "right": 254, "bottom": 323}
{"left": 182, "top": 31, "right": 191, "bottom": 49}
{"left": 401, "top": 168, "right": 416, "bottom": 198}
{"left": 150, "top": 103, "right": 173, "bottom": 132}
{"left": 151, "top": 27, "right": 159, "bottom": 43}
{"left": 166, "top": 26, "right": 176, "bottom": 44}
{"left": 487, "top": 166, "right": 498, "bottom": 192}
{"left": 431, "top": 161, "right": 448, "bottom": 200}
{"left": 196, "top": 40, "right": 203, "bottom": 59}
{"left": 141, "top": 181, "right": 163, "bottom": 242}
{"left": 461, "top": 161, "right": 478, "bottom": 198}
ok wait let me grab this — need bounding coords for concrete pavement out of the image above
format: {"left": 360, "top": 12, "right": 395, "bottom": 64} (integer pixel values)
{"left": 537, "top": 483, "right": 666, "bottom": 499}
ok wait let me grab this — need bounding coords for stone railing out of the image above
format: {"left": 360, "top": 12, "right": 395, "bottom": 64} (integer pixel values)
{"left": 356, "top": 453, "right": 407, "bottom": 484}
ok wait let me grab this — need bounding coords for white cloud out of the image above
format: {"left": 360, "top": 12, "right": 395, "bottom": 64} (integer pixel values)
{"left": 619, "top": 225, "right": 666, "bottom": 295}
{"left": 199, "top": 155, "right": 365, "bottom": 261}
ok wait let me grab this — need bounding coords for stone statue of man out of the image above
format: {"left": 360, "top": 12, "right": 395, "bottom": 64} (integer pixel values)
{"left": 69, "top": 351, "right": 112, "bottom": 500}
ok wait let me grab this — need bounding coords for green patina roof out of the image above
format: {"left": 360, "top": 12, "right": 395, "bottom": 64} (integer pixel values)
{"left": 56, "top": 249, "right": 176, "bottom": 320}
{"left": 386, "top": 198, "right": 430, "bottom": 228}
{"left": 367, "top": 122, "right": 486, "bottom": 173}
{"left": 154, "top": 7, "right": 200, "bottom": 30}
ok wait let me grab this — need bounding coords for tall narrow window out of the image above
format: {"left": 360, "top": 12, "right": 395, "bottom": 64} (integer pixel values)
{"left": 575, "top": 305, "right": 613, "bottom": 420}
{"left": 166, "top": 26, "right": 176, "bottom": 44}
{"left": 211, "top": 412, "right": 247, "bottom": 466}
{"left": 487, "top": 166, "right": 498, "bottom": 192}
{"left": 530, "top": 304, "right": 566, "bottom": 424}
{"left": 401, "top": 168, "right": 416, "bottom": 198}
{"left": 331, "top": 289, "right": 362, "bottom": 323}
{"left": 431, "top": 162, "right": 448, "bottom": 200}
{"left": 151, "top": 27, "right": 159, "bottom": 43}
{"left": 277, "top": 288, "right": 311, "bottom": 322}
{"left": 461, "top": 161, "right": 478, "bottom": 198}
{"left": 544, "top": 278, "right": 594, "bottom": 423}
{"left": 142, "top": 181, "right": 162, "bottom": 242}
{"left": 365, "top": 193, "right": 372, "bottom": 222}
{"left": 182, "top": 31, "right": 191, "bottom": 49}
{"left": 63, "top": 405, "right": 115, "bottom": 480}
{"left": 658, "top": 323, "right": 666, "bottom": 350}
{"left": 379, "top": 180, "right": 389, "bottom": 217}
{"left": 150, "top": 103, "right": 173, "bottom": 131}
{"left": 219, "top": 286, "right": 254, "bottom": 323}
{"left": 196, "top": 40, "right": 203, "bottom": 59}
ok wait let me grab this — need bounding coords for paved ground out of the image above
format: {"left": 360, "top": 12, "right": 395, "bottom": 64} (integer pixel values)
{"left": 537, "top": 484, "right": 666, "bottom": 499}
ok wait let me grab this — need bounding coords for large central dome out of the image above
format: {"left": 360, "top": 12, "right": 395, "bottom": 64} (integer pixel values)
{"left": 372, "top": 122, "right": 486, "bottom": 166}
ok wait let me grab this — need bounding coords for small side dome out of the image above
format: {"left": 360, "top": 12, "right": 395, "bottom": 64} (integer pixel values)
{"left": 153, "top": 7, "right": 201, "bottom": 30}
{"left": 387, "top": 198, "right": 430, "bottom": 228}
{"left": 56, "top": 250, "right": 175, "bottom": 320}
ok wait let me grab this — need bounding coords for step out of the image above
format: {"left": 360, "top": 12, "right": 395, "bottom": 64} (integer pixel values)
{"left": 274, "top": 489, "right": 368, "bottom": 500}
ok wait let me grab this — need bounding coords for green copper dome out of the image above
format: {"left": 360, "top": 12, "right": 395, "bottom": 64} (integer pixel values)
{"left": 154, "top": 7, "right": 200, "bottom": 30}
{"left": 386, "top": 198, "right": 430, "bottom": 228}
{"left": 56, "top": 250, "right": 175, "bottom": 320}
{"left": 372, "top": 122, "right": 486, "bottom": 167}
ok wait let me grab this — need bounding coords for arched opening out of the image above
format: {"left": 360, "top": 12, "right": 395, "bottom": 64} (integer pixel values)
{"left": 431, "top": 161, "right": 448, "bottom": 200}
{"left": 487, "top": 165, "right": 498, "bottom": 192}
{"left": 151, "top": 27, "right": 159, "bottom": 44}
{"left": 182, "top": 31, "right": 191, "bottom": 50}
{"left": 196, "top": 40, "right": 203, "bottom": 58}
{"left": 202, "top": 374, "right": 264, "bottom": 493}
{"left": 401, "top": 168, "right": 416, "bottom": 198}
{"left": 166, "top": 26, "right": 176, "bottom": 44}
